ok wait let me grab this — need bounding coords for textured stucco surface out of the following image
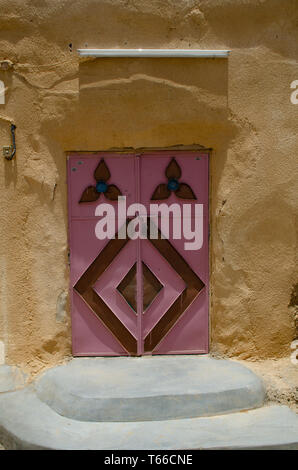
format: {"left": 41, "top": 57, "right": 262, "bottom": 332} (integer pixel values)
{"left": 0, "top": 0, "right": 297, "bottom": 376}
{"left": 237, "top": 358, "right": 298, "bottom": 413}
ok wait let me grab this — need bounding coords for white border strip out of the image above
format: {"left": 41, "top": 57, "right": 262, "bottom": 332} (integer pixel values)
{"left": 77, "top": 49, "right": 230, "bottom": 58}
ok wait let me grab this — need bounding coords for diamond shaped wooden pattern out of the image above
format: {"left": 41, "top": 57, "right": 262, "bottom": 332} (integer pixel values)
{"left": 74, "top": 219, "right": 205, "bottom": 355}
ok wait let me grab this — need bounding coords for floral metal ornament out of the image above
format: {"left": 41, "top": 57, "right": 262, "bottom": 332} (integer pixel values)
{"left": 79, "top": 159, "right": 122, "bottom": 203}
{"left": 151, "top": 158, "right": 196, "bottom": 200}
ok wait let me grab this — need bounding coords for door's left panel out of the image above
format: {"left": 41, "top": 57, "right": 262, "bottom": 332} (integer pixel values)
{"left": 67, "top": 154, "right": 137, "bottom": 356}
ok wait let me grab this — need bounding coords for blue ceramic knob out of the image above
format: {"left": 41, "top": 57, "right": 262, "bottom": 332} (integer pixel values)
{"left": 96, "top": 181, "right": 108, "bottom": 193}
{"left": 167, "top": 178, "right": 179, "bottom": 191}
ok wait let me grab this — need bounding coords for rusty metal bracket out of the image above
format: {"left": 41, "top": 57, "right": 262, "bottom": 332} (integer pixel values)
{"left": 3, "top": 124, "right": 16, "bottom": 160}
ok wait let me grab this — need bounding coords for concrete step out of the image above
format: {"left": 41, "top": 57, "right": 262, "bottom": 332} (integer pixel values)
{"left": 34, "top": 356, "right": 266, "bottom": 421}
{"left": 0, "top": 388, "right": 297, "bottom": 450}
{"left": 0, "top": 365, "right": 28, "bottom": 393}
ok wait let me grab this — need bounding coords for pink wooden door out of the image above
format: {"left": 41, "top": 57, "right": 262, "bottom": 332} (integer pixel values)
{"left": 68, "top": 152, "right": 209, "bottom": 356}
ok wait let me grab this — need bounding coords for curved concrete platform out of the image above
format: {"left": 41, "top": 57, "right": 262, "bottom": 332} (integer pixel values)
{"left": 34, "top": 356, "right": 266, "bottom": 422}
{"left": 0, "top": 389, "right": 297, "bottom": 450}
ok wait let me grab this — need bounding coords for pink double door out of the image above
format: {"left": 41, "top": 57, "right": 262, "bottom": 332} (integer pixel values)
{"left": 67, "top": 152, "right": 209, "bottom": 356}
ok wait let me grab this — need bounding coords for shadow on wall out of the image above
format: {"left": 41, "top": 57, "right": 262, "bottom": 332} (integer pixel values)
{"left": 77, "top": 57, "right": 231, "bottom": 150}
{"left": 39, "top": 54, "right": 236, "bottom": 233}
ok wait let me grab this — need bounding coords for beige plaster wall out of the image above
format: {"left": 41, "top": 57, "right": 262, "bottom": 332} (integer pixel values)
{"left": 0, "top": 0, "right": 297, "bottom": 376}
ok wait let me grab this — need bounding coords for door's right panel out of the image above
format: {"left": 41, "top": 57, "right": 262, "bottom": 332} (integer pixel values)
{"left": 140, "top": 152, "right": 209, "bottom": 354}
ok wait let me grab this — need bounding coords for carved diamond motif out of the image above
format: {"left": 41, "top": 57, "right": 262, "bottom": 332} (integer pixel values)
{"left": 117, "top": 262, "right": 163, "bottom": 313}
